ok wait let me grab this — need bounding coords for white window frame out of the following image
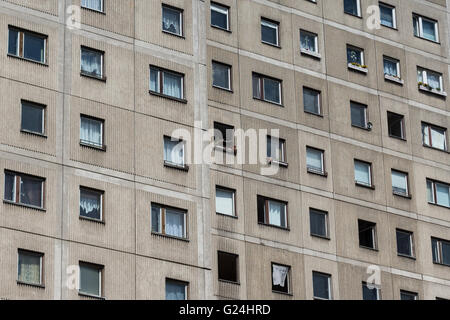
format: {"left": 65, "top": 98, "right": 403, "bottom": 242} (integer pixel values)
{"left": 350, "top": 102, "right": 368, "bottom": 129}
{"left": 166, "top": 279, "right": 188, "bottom": 300}
{"left": 306, "top": 147, "right": 325, "bottom": 175}
{"left": 347, "top": 45, "right": 364, "bottom": 66}
{"left": 4, "top": 171, "right": 45, "bottom": 209}
{"left": 80, "top": 115, "right": 104, "bottom": 148}
{"left": 267, "top": 136, "right": 287, "bottom": 164}
{"left": 261, "top": 18, "right": 279, "bottom": 46}
{"left": 8, "top": 27, "right": 47, "bottom": 64}
{"left": 309, "top": 208, "right": 329, "bottom": 238}
{"left": 379, "top": 2, "right": 396, "bottom": 29}
{"left": 162, "top": 5, "right": 183, "bottom": 36}
{"left": 396, "top": 229, "right": 415, "bottom": 258}
{"left": 81, "top": 0, "right": 104, "bottom": 13}
{"left": 78, "top": 263, "right": 102, "bottom": 298}
{"left": 413, "top": 14, "right": 439, "bottom": 42}
{"left": 303, "top": 87, "right": 321, "bottom": 115}
{"left": 212, "top": 61, "right": 231, "bottom": 91}
{"left": 312, "top": 272, "right": 332, "bottom": 300}
{"left": 363, "top": 282, "right": 381, "bottom": 300}
{"left": 253, "top": 73, "right": 283, "bottom": 105}
{"left": 267, "top": 199, "right": 287, "bottom": 228}
{"left": 300, "top": 30, "right": 319, "bottom": 54}
{"left": 344, "top": 0, "right": 361, "bottom": 17}
{"left": 163, "top": 136, "right": 186, "bottom": 167}
{"left": 427, "top": 179, "right": 450, "bottom": 208}
{"left": 17, "top": 250, "right": 43, "bottom": 286}
{"left": 422, "top": 123, "right": 447, "bottom": 151}
{"left": 417, "top": 68, "right": 443, "bottom": 91}
{"left": 215, "top": 186, "right": 236, "bottom": 217}
{"left": 152, "top": 204, "right": 187, "bottom": 239}
{"left": 80, "top": 47, "right": 104, "bottom": 79}
{"left": 210, "top": 2, "right": 229, "bottom": 31}
{"left": 383, "top": 56, "right": 400, "bottom": 78}
{"left": 391, "top": 170, "right": 409, "bottom": 196}
{"left": 354, "top": 160, "right": 372, "bottom": 187}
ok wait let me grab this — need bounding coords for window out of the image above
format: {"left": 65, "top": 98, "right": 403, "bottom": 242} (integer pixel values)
{"left": 413, "top": 14, "right": 439, "bottom": 42}
{"left": 417, "top": 68, "right": 444, "bottom": 92}
{"left": 4, "top": 171, "right": 44, "bottom": 209}
{"left": 79, "top": 187, "right": 103, "bottom": 221}
{"left": 272, "top": 263, "right": 290, "bottom": 294}
{"left": 212, "top": 61, "right": 231, "bottom": 91}
{"left": 347, "top": 45, "right": 366, "bottom": 69}
{"left": 151, "top": 203, "right": 187, "bottom": 239}
{"left": 257, "top": 196, "right": 288, "bottom": 229}
{"left": 432, "top": 238, "right": 450, "bottom": 266}
{"left": 80, "top": 47, "right": 104, "bottom": 79}
{"left": 166, "top": 279, "right": 188, "bottom": 300}
{"left": 79, "top": 262, "right": 103, "bottom": 298}
{"left": 313, "top": 272, "right": 332, "bottom": 300}
{"left": 358, "top": 219, "right": 377, "bottom": 250}
{"left": 306, "top": 147, "right": 325, "bottom": 176}
{"left": 163, "top": 136, "right": 186, "bottom": 168}
{"left": 310, "top": 209, "right": 329, "bottom": 239}
{"left": 150, "top": 66, "right": 184, "bottom": 100}
{"left": 162, "top": 5, "right": 183, "bottom": 36}
{"left": 261, "top": 18, "right": 279, "bottom": 47}
{"left": 218, "top": 251, "right": 238, "bottom": 283}
{"left": 400, "top": 290, "right": 418, "bottom": 300}
{"left": 253, "top": 73, "right": 282, "bottom": 105}
{"left": 267, "top": 136, "right": 287, "bottom": 165}
{"left": 81, "top": 0, "right": 103, "bottom": 12}
{"left": 387, "top": 112, "right": 405, "bottom": 140}
{"left": 214, "top": 122, "right": 235, "bottom": 151}
{"left": 354, "top": 160, "right": 372, "bottom": 187}
{"left": 215, "top": 186, "right": 235, "bottom": 217}
{"left": 427, "top": 179, "right": 450, "bottom": 208}
{"left": 303, "top": 87, "right": 321, "bottom": 115}
{"left": 21, "top": 101, "right": 45, "bottom": 135}
{"left": 383, "top": 56, "right": 401, "bottom": 79}
{"left": 211, "top": 2, "right": 229, "bottom": 31}
{"left": 379, "top": 3, "right": 396, "bottom": 28}
{"left": 391, "top": 170, "right": 409, "bottom": 197}
{"left": 362, "top": 282, "right": 381, "bottom": 300}
{"left": 8, "top": 27, "right": 47, "bottom": 64}
{"left": 396, "top": 229, "right": 414, "bottom": 258}
{"left": 17, "top": 249, "right": 43, "bottom": 286}
{"left": 300, "top": 30, "right": 319, "bottom": 54}
{"left": 80, "top": 115, "right": 104, "bottom": 149}
{"left": 350, "top": 102, "right": 368, "bottom": 129}
{"left": 422, "top": 123, "right": 447, "bottom": 151}
{"left": 344, "top": 0, "right": 361, "bottom": 17}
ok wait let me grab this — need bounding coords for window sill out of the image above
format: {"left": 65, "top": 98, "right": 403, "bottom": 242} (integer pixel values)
{"left": 351, "top": 124, "right": 372, "bottom": 131}
{"left": 388, "top": 134, "right": 407, "bottom": 142}
{"left": 304, "top": 110, "right": 323, "bottom": 118}
{"left": 414, "top": 35, "right": 440, "bottom": 45}
{"left": 214, "top": 145, "right": 237, "bottom": 155}
{"left": 3, "top": 200, "right": 46, "bottom": 212}
{"left": 381, "top": 24, "right": 398, "bottom": 31}
{"left": 219, "top": 279, "right": 240, "bottom": 286}
{"left": 80, "top": 72, "right": 107, "bottom": 82}
{"left": 261, "top": 41, "right": 281, "bottom": 49}
{"left": 344, "top": 12, "right": 362, "bottom": 19}
{"left": 428, "top": 202, "right": 450, "bottom": 210}
{"left": 397, "top": 254, "right": 416, "bottom": 261}
{"left": 355, "top": 182, "right": 375, "bottom": 190}
{"left": 216, "top": 212, "right": 238, "bottom": 219}
{"left": 78, "top": 292, "right": 105, "bottom": 300}
{"left": 151, "top": 232, "right": 190, "bottom": 242}
{"left": 258, "top": 222, "right": 289, "bottom": 231}
{"left": 149, "top": 90, "right": 188, "bottom": 104}
{"left": 348, "top": 63, "right": 368, "bottom": 74}
{"left": 267, "top": 158, "right": 288, "bottom": 168}
{"left": 307, "top": 168, "right": 328, "bottom": 177}
{"left": 79, "top": 216, "right": 105, "bottom": 224}
{"left": 164, "top": 161, "right": 189, "bottom": 171}
{"left": 272, "top": 290, "right": 293, "bottom": 296}
{"left": 81, "top": 6, "right": 106, "bottom": 15}
{"left": 393, "top": 192, "right": 412, "bottom": 199}
{"left": 17, "top": 280, "right": 45, "bottom": 289}
{"left": 384, "top": 74, "right": 404, "bottom": 85}
{"left": 418, "top": 85, "right": 447, "bottom": 98}
{"left": 423, "top": 144, "right": 449, "bottom": 154}
{"left": 7, "top": 53, "right": 48, "bottom": 66}
{"left": 433, "top": 261, "right": 450, "bottom": 268}
{"left": 162, "top": 30, "right": 185, "bottom": 39}
{"left": 80, "top": 141, "right": 107, "bottom": 152}
{"left": 211, "top": 25, "right": 231, "bottom": 33}
{"left": 311, "top": 234, "right": 331, "bottom": 241}
{"left": 20, "top": 129, "right": 47, "bottom": 138}
{"left": 212, "top": 85, "right": 233, "bottom": 93}
{"left": 300, "top": 48, "right": 321, "bottom": 60}
{"left": 253, "top": 97, "right": 283, "bottom": 107}
{"left": 359, "top": 245, "right": 379, "bottom": 252}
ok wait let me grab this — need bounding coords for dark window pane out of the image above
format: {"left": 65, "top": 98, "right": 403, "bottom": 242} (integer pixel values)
{"left": 214, "top": 122, "right": 234, "bottom": 148}
{"left": 263, "top": 78, "right": 280, "bottom": 104}
{"left": 303, "top": 88, "right": 320, "bottom": 114}
{"left": 362, "top": 284, "right": 379, "bottom": 300}
{"left": 442, "top": 241, "right": 450, "bottom": 266}
{"left": 310, "top": 209, "right": 327, "bottom": 237}
{"left": 20, "top": 176, "right": 42, "bottom": 207}
{"left": 261, "top": 20, "right": 277, "bottom": 45}
{"left": 400, "top": 291, "right": 417, "bottom": 300}
{"left": 166, "top": 279, "right": 186, "bottom": 300}
{"left": 79, "top": 264, "right": 100, "bottom": 296}
{"left": 151, "top": 205, "right": 161, "bottom": 233}
{"left": 344, "top": 0, "right": 359, "bottom": 15}
{"left": 218, "top": 252, "right": 238, "bottom": 282}
{"left": 359, "top": 220, "right": 376, "bottom": 249}
{"left": 23, "top": 33, "right": 45, "bottom": 63}
{"left": 80, "top": 189, "right": 101, "bottom": 220}
{"left": 21, "top": 102, "right": 44, "bottom": 134}
{"left": 211, "top": 4, "right": 228, "bottom": 29}
{"left": 162, "top": 7, "right": 182, "bottom": 35}
{"left": 18, "top": 251, "right": 41, "bottom": 285}
{"left": 212, "top": 62, "right": 230, "bottom": 89}
{"left": 4, "top": 172, "right": 15, "bottom": 201}
{"left": 396, "top": 230, "right": 412, "bottom": 256}
{"left": 313, "top": 272, "right": 330, "bottom": 299}
{"left": 387, "top": 112, "right": 403, "bottom": 138}
{"left": 350, "top": 102, "right": 366, "bottom": 127}
{"left": 432, "top": 239, "right": 439, "bottom": 263}
{"left": 81, "top": 48, "right": 102, "bottom": 78}
{"left": 347, "top": 47, "right": 362, "bottom": 64}
{"left": 252, "top": 74, "right": 260, "bottom": 99}
{"left": 257, "top": 196, "right": 265, "bottom": 224}
{"left": 380, "top": 5, "right": 394, "bottom": 28}
{"left": 8, "top": 29, "right": 19, "bottom": 56}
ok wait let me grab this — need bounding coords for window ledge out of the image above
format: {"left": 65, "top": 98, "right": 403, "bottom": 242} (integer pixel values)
{"left": 253, "top": 97, "right": 283, "bottom": 107}
{"left": 267, "top": 158, "right": 288, "bottom": 168}
{"left": 304, "top": 110, "right": 323, "bottom": 118}
{"left": 81, "top": 6, "right": 106, "bottom": 15}
{"left": 211, "top": 25, "right": 232, "bottom": 33}
{"left": 428, "top": 202, "right": 450, "bottom": 210}
{"left": 20, "top": 129, "right": 47, "bottom": 138}
{"left": 300, "top": 48, "right": 321, "bottom": 60}
{"left": 384, "top": 74, "right": 404, "bottom": 85}
{"left": 219, "top": 279, "right": 240, "bottom": 286}
{"left": 423, "top": 144, "right": 449, "bottom": 154}
{"left": 307, "top": 168, "right": 328, "bottom": 177}
{"left": 7, "top": 53, "right": 48, "bottom": 66}
{"left": 418, "top": 84, "right": 447, "bottom": 97}
{"left": 355, "top": 182, "right": 375, "bottom": 190}
{"left": 3, "top": 200, "right": 46, "bottom": 212}
{"left": 216, "top": 212, "right": 238, "bottom": 219}
{"left": 78, "top": 292, "right": 105, "bottom": 300}
{"left": 149, "top": 90, "right": 188, "bottom": 104}
{"left": 344, "top": 12, "right": 362, "bottom": 19}
{"left": 311, "top": 234, "right": 331, "bottom": 241}
{"left": 393, "top": 192, "right": 412, "bottom": 199}
{"left": 348, "top": 63, "right": 368, "bottom": 74}
{"left": 258, "top": 222, "right": 289, "bottom": 231}
{"left": 80, "top": 141, "right": 107, "bottom": 152}
{"left": 79, "top": 216, "right": 105, "bottom": 224}
{"left": 359, "top": 245, "right": 379, "bottom": 252}
{"left": 212, "top": 85, "right": 233, "bottom": 93}
{"left": 261, "top": 41, "right": 281, "bottom": 49}
{"left": 414, "top": 35, "right": 440, "bottom": 45}
{"left": 164, "top": 161, "right": 189, "bottom": 171}
{"left": 397, "top": 254, "right": 416, "bottom": 261}
{"left": 162, "top": 30, "right": 185, "bottom": 39}
{"left": 17, "top": 280, "right": 45, "bottom": 289}
{"left": 80, "top": 72, "right": 107, "bottom": 82}
{"left": 388, "top": 134, "right": 407, "bottom": 142}
{"left": 351, "top": 124, "right": 372, "bottom": 131}
{"left": 272, "top": 290, "right": 293, "bottom": 296}
{"left": 151, "top": 232, "right": 190, "bottom": 242}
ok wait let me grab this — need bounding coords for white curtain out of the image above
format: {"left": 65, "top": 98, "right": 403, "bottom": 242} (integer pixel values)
{"left": 82, "top": 0, "right": 102, "bottom": 11}
{"left": 307, "top": 149, "right": 322, "bottom": 171}
{"left": 81, "top": 49, "right": 102, "bottom": 77}
{"left": 80, "top": 191, "right": 100, "bottom": 218}
{"left": 165, "top": 209, "right": 184, "bottom": 238}
{"left": 150, "top": 68, "right": 159, "bottom": 92}
{"left": 272, "top": 265, "right": 288, "bottom": 287}
{"left": 392, "top": 171, "right": 406, "bottom": 193}
{"left": 269, "top": 201, "right": 283, "bottom": 227}
{"left": 164, "top": 138, "right": 184, "bottom": 165}
{"left": 18, "top": 253, "right": 40, "bottom": 284}
{"left": 216, "top": 189, "right": 234, "bottom": 216}
{"left": 81, "top": 118, "right": 101, "bottom": 146}
{"left": 427, "top": 73, "right": 441, "bottom": 90}
{"left": 162, "top": 8, "right": 181, "bottom": 34}
{"left": 430, "top": 127, "right": 446, "bottom": 150}
{"left": 355, "top": 162, "right": 370, "bottom": 185}
{"left": 163, "top": 73, "right": 182, "bottom": 99}
{"left": 384, "top": 60, "right": 397, "bottom": 76}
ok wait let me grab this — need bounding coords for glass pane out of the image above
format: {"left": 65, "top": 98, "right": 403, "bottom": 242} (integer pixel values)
{"left": 163, "top": 72, "right": 182, "bottom": 99}
{"left": 81, "top": 48, "right": 102, "bottom": 78}
{"left": 166, "top": 280, "right": 186, "bottom": 300}
{"left": 430, "top": 127, "right": 446, "bottom": 150}
{"left": 216, "top": 188, "right": 234, "bottom": 216}
{"left": 261, "top": 20, "right": 278, "bottom": 45}
{"left": 392, "top": 171, "right": 407, "bottom": 194}
{"left": 359, "top": 220, "right": 375, "bottom": 248}
{"left": 80, "top": 189, "right": 101, "bottom": 220}
{"left": 432, "top": 239, "right": 439, "bottom": 263}
{"left": 212, "top": 62, "right": 230, "bottom": 89}
{"left": 347, "top": 47, "right": 362, "bottom": 65}
{"left": 79, "top": 264, "right": 100, "bottom": 296}
{"left": 427, "top": 180, "right": 434, "bottom": 203}
{"left": 436, "top": 183, "right": 450, "bottom": 207}
{"left": 396, "top": 231, "right": 412, "bottom": 256}
{"left": 151, "top": 206, "right": 161, "bottom": 233}
{"left": 80, "top": 117, "right": 102, "bottom": 146}
{"left": 18, "top": 252, "right": 41, "bottom": 285}
{"left": 313, "top": 273, "right": 330, "bottom": 299}
{"left": 303, "top": 88, "right": 320, "bottom": 114}
{"left": 401, "top": 292, "right": 417, "bottom": 300}
{"left": 268, "top": 201, "right": 285, "bottom": 227}
{"left": 350, "top": 103, "right": 366, "bottom": 127}
{"left": 387, "top": 113, "right": 403, "bottom": 138}
{"left": 164, "top": 137, "right": 184, "bottom": 165}
{"left": 363, "top": 284, "right": 379, "bottom": 300}
{"left": 23, "top": 33, "right": 45, "bottom": 63}
{"left": 211, "top": 4, "right": 228, "bottom": 29}
{"left": 310, "top": 210, "right": 327, "bottom": 237}
{"left": 263, "top": 78, "right": 281, "bottom": 104}
{"left": 422, "top": 19, "right": 436, "bottom": 41}
{"left": 427, "top": 72, "right": 441, "bottom": 90}
{"left": 165, "top": 209, "right": 185, "bottom": 238}
{"left": 252, "top": 74, "right": 260, "bottom": 99}
{"left": 442, "top": 241, "right": 450, "bottom": 265}
{"left": 162, "top": 7, "right": 181, "bottom": 35}
{"left": 306, "top": 148, "right": 323, "bottom": 172}
{"left": 20, "top": 176, "right": 42, "bottom": 207}
{"left": 354, "top": 161, "right": 370, "bottom": 185}
{"left": 422, "top": 123, "right": 430, "bottom": 146}
{"left": 150, "top": 68, "right": 159, "bottom": 92}
{"left": 413, "top": 16, "right": 419, "bottom": 36}
{"left": 8, "top": 29, "right": 19, "bottom": 56}
{"left": 4, "top": 172, "right": 15, "bottom": 201}
{"left": 380, "top": 5, "right": 393, "bottom": 28}
{"left": 22, "top": 102, "right": 44, "bottom": 134}
{"left": 344, "top": 0, "right": 359, "bottom": 15}
{"left": 82, "top": 0, "right": 102, "bottom": 11}
{"left": 300, "top": 32, "right": 316, "bottom": 52}
{"left": 383, "top": 59, "right": 398, "bottom": 77}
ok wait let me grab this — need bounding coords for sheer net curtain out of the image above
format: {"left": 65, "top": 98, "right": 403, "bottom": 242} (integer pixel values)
{"left": 81, "top": 49, "right": 102, "bottom": 77}
{"left": 301, "top": 33, "right": 315, "bottom": 51}
{"left": 163, "top": 8, "right": 181, "bottom": 34}
{"left": 82, "top": 0, "right": 102, "bottom": 11}
{"left": 355, "top": 162, "right": 370, "bottom": 184}
{"left": 216, "top": 189, "right": 233, "bottom": 216}
{"left": 80, "top": 191, "right": 100, "bottom": 219}
{"left": 18, "top": 253, "right": 40, "bottom": 284}
{"left": 163, "top": 73, "right": 182, "bottom": 98}
{"left": 269, "top": 201, "right": 284, "bottom": 226}
{"left": 164, "top": 138, "right": 184, "bottom": 165}
{"left": 272, "top": 265, "right": 288, "bottom": 287}
{"left": 165, "top": 209, "right": 184, "bottom": 238}
{"left": 80, "top": 118, "right": 101, "bottom": 146}
{"left": 430, "top": 127, "right": 446, "bottom": 150}
{"left": 391, "top": 171, "right": 406, "bottom": 193}
{"left": 384, "top": 60, "right": 397, "bottom": 76}
{"left": 307, "top": 149, "right": 322, "bottom": 171}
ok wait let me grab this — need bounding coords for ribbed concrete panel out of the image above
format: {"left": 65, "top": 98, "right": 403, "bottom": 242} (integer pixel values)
{"left": 2, "top": 0, "right": 59, "bottom": 16}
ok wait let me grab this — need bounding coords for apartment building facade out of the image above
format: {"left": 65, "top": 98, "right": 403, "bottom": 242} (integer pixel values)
{"left": 0, "top": 0, "right": 449, "bottom": 300}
